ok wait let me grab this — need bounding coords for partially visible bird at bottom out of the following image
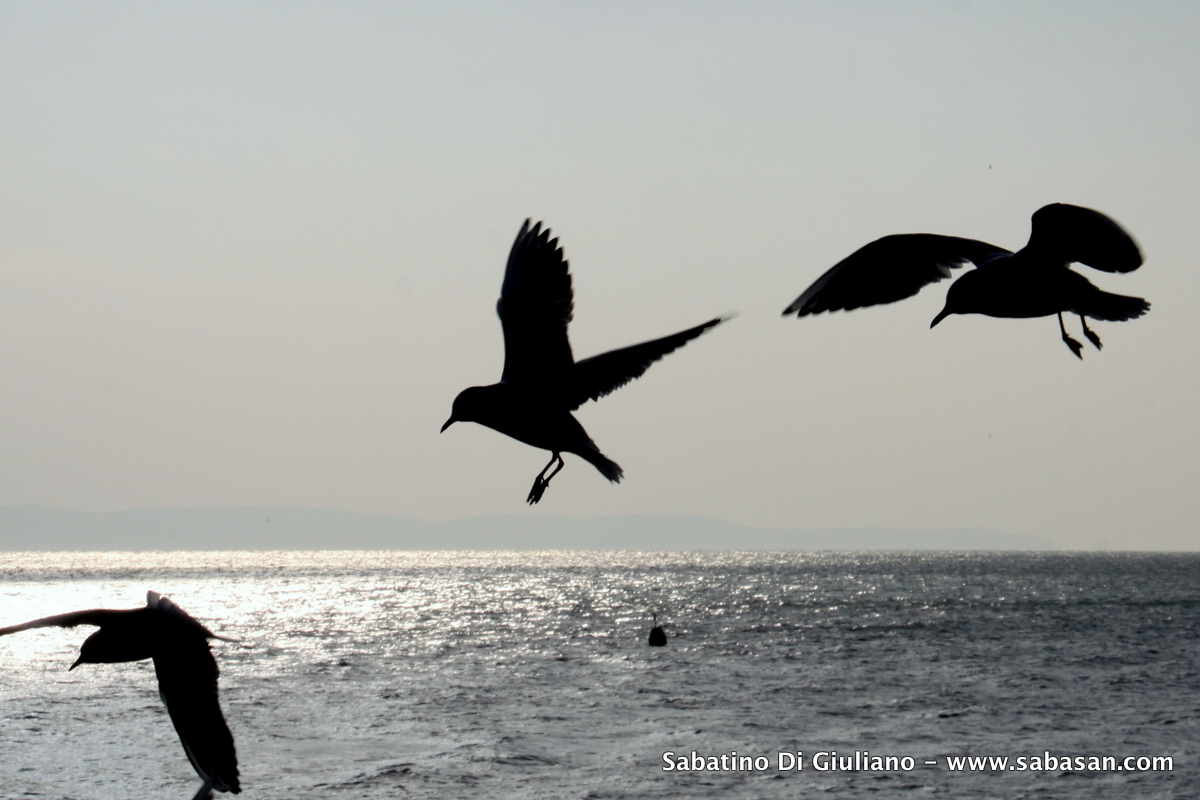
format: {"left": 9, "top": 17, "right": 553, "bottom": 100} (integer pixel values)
{"left": 0, "top": 591, "right": 240, "bottom": 800}
{"left": 442, "top": 218, "right": 727, "bottom": 503}
{"left": 648, "top": 613, "right": 667, "bottom": 647}
{"left": 783, "top": 203, "right": 1149, "bottom": 359}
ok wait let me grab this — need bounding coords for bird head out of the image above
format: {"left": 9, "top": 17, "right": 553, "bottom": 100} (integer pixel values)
{"left": 70, "top": 628, "right": 151, "bottom": 670}
{"left": 930, "top": 271, "right": 983, "bottom": 328}
{"left": 71, "top": 630, "right": 106, "bottom": 669}
{"left": 441, "top": 387, "right": 486, "bottom": 432}
{"left": 930, "top": 304, "right": 954, "bottom": 328}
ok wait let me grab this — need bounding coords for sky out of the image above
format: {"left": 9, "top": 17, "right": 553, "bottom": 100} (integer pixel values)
{"left": 1, "top": 2, "right": 1198, "bottom": 550}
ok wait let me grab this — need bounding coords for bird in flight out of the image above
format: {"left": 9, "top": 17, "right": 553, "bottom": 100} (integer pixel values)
{"left": 783, "top": 203, "right": 1148, "bottom": 358}
{"left": 442, "top": 219, "right": 726, "bottom": 504}
{"left": 0, "top": 591, "right": 240, "bottom": 800}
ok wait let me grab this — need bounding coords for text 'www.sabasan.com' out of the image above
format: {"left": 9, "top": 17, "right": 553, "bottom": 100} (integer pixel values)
{"left": 660, "top": 750, "right": 1174, "bottom": 773}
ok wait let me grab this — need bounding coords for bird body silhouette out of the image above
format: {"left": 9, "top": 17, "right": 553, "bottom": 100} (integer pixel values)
{"left": 445, "top": 382, "right": 623, "bottom": 485}
{"left": 443, "top": 219, "right": 725, "bottom": 503}
{"left": 0, "top": 591, "right": 239, "bottom": 800}
{"left": 784, "top": 203, "right": 1148, "bottom": 358}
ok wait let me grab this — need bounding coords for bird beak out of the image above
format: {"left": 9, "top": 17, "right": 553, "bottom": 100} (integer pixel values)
{"left": 69, "top": 656, "right": 83, "bottom": 671}
{"left": 440, "top": 416, "right": 455, "bottom": 433}
{"left": 930, "top": 308, "right": 952, "bottom": 328}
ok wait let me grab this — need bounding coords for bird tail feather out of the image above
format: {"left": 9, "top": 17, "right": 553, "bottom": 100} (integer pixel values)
{"left": 1077, "top": 291, "right": 1150, "bottom": 322}
{"left": 577, "top": 445, "right": 624, "bottom": 483}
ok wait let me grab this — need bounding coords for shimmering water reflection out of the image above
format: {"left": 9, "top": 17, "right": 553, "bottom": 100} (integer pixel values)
{"left": 1, "top": 551, "right": 1196, "bottom": 799}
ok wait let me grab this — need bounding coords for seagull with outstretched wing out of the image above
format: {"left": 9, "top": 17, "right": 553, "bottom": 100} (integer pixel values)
{"left": 443, "top": 219, "right": 726, "bottom": 503}
{"left": 783, "top": 203, "right": 1149, "bottom": 358}
{"left": 0, "top": 591, "right": 240, "bottom": 800}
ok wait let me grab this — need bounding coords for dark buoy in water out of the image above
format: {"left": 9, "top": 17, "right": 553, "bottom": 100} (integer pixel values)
{"left": 0, "top": 590, "right": 240, "bottom": 799}
{"left": 648, "top": 613, "right": 667, "bottom": 647}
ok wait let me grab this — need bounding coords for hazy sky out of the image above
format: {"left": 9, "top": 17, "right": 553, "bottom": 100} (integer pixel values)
{"left": 2, "top": 2, "right": 1197, "bottom": 549}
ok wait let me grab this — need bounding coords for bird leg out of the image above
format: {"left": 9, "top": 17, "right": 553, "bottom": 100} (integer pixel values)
{"left": 1058, "top": 312, "right": 1083, "bottom": 359}
{"left": 526, "top": 452, "right": 565, "bottom": 505}
{"left": 1078, "top": 313, "right": 1103, "bottom": 350}
{"left": 189, "top": 776, "right": 215, "bottom": 800}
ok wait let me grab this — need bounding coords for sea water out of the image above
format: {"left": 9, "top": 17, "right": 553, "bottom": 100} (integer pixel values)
{"left": 0, "top": 551, "right": 1195, "bottom": 799}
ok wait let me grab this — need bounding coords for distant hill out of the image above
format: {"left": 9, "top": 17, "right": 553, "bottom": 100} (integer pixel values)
{"left": 0, "top": 506, "right": 1055, "bottom": 551}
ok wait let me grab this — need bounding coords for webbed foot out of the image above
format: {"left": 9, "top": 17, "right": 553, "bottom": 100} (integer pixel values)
{"left": 1080, "top": 316, "right": 1103, "bottom": 350}
{"left": 526, "top": 452, "right": 564, "bottom": 505}
{"left": 527, "top": 477, "right": 548, "bottom": 505}
{"left": 1062, "top": 334, "right": 1084, "bottom": 359}
{"left": 1058, "top": 312, "right": 1084, "bottom": 359}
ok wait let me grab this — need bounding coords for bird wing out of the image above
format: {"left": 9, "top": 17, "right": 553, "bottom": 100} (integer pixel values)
{"left": 1025, "top": 203, "right": 1143, "bottom": 273}
{"left": 153, "top": 638, "right": 241, "bottom": 794}
{"left": 548, "top": 316, "right": 726, "bottom": 412}
{"left": 0, "top": 608, "right": 119, "bottom": 636}
{"left": 498, "top": 219, "right": 576, "bottom": 383}
{"left": 147, "top": 590, "right": 221, "bottom": 639}
{"left": 783, "top": 233, "right": 1010, "bottom": 316}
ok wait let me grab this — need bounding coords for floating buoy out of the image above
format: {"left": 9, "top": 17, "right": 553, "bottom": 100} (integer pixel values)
{"left": 648, "top": 612, "right": 667, "bottom": 647}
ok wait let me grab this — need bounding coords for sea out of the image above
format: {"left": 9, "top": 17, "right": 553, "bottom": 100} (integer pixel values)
{"left": 0, "top": 551, "right": 1195, "bottom": 799}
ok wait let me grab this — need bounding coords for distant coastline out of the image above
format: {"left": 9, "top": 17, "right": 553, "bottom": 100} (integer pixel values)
{"left": 0, "top": 505, "right": 1057, "bottom": 552}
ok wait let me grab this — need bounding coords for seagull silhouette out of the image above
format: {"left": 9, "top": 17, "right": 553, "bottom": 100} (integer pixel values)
{"left": 442, "top": 219, "right": 726, "bottom": 504}
{"left": 0, "top": 591, "right": 240, "bottom": 800}
{"left": 783, "top": 203, "right": 1149, "bottom": 358}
